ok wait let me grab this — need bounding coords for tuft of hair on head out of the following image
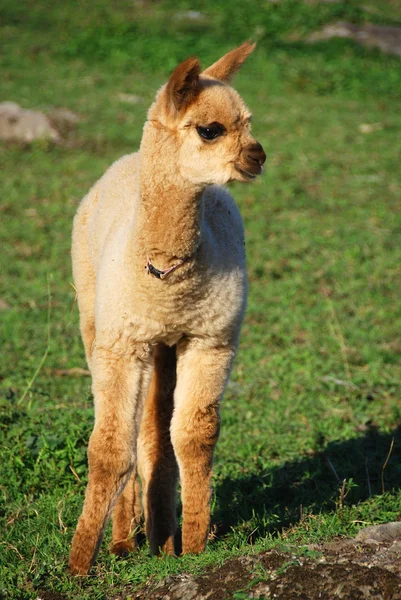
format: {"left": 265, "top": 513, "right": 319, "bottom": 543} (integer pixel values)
{"left": 165, "top": 57, "right": 201, "bottom": 114}
{"left": 202, "top": 41, "right": 256, "bottom": 83}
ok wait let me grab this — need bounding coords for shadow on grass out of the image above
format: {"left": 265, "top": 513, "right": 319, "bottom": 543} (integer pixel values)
{"left": 213, "top": 425, "right": 401, "bottom": 541}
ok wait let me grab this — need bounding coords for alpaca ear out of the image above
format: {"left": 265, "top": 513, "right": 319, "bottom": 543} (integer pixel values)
{"left": 165, "top": 57, "right": 201, "bottom": 113}
{"left": 202, "top": 41, "right": 256, "bottom": 83}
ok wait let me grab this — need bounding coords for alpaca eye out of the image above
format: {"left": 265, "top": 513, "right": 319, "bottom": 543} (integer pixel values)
{"left": 196, "top": 122, "right": 225, "bottom": 140}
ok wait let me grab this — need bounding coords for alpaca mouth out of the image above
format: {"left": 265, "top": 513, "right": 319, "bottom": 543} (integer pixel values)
{"left": 234, "top": 164, "right": 259, "bottom": 180}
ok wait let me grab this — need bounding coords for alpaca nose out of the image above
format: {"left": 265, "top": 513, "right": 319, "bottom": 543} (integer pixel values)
{"left": 246, "top": 141, "right": 266, "bottom": 166}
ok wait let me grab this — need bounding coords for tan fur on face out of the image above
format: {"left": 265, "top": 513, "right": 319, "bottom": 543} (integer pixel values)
{"left": 176, "top": 83, "right": 255, "bottom": 185}
{"left": 69, "top": 42, "right": 265, "bottom": 576}
{"left": 148, "top": 52, "right": 263, "bottom": 187}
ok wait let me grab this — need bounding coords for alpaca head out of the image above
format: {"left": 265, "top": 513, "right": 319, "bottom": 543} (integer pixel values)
{"left": 146, "top": 42, "right": 266, "bottom": 186}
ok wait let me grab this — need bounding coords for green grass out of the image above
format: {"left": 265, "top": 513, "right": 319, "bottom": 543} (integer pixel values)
{"left": 1, "top": 1, "right": 401, "bottom": 598}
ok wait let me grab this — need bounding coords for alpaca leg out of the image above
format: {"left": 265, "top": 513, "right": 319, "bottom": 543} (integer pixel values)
{"left": 110, "top": 470, "right": 142, "bottom": 556}
{"left": 69, "top": 346, "right": 152, "bottom": 575}
{"left": 138, "top": 343, "right": 178, "bottom": 555}
{"left": 170, "top": 342, "right": 235, "bottom": 554}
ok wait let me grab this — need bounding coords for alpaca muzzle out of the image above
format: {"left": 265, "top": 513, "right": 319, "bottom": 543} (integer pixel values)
{"left": 242, "top": 141, "right": 266, "bottom": 175}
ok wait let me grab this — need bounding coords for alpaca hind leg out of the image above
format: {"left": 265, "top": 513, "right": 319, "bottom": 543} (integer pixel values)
{"left": 171, "top": 341, "right": 235, "bottom": 554}
{"left": 69, "top": 347, "right": 152, "bottom": 575}
{"left": 110, "top": 470, "right": 142, "bottom": 556}
{"left": 138, "top": 343, "right": 178, "bottom": 555}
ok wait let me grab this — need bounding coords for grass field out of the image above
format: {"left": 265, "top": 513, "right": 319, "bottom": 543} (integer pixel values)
{"left": 1, "top": 1, "right": 401, "bottom": 598}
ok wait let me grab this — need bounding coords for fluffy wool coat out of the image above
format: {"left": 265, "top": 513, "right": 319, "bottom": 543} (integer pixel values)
{"left": 69, "top": 41, "right": 265, "bottom": 575}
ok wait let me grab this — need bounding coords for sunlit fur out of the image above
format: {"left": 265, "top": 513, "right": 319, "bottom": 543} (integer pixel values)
{"left": 69, "top": 42, "right": 265, "bottom": 575}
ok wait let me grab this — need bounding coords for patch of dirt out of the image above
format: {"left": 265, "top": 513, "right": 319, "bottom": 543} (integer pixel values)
{"left": 36, "top": 526, "right": 401, "bottom": 599}
{"left": 128, "top": 529, "right": 401, "bottom": 599}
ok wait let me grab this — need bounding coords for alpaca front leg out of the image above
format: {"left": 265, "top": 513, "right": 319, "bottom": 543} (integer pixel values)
{"left": 170, "top": 342, "right": 235, "bottom": 554}
{"left": 69, "top": 347, "right": 152, "bottom": 575}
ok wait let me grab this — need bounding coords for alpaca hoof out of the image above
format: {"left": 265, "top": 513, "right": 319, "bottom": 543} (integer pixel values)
{"left": 110, "top": 539, "right": 135, "bottom": 557}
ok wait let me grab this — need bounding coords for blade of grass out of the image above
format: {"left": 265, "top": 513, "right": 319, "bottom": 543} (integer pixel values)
{"left": 17, "top": 274, "right": 52, "bottom": 409}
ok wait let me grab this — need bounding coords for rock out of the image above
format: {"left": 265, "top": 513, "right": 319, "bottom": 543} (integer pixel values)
{"left": 150, "top": 574, "right": 205, "bottom": 600}
{"left": 0, "top": 102, "right": 60, "bottom": 143}
{"left": 166, "top": 578, "right": 200, "bottom": 600}
{"left": 355, "top": 522, "right": 401, "bottom": 543}
{"left": 387, "top": 541, "right": 401, "bottom": 555}
{"left": 307, "top": 21, "right": 401, "bottom": 57}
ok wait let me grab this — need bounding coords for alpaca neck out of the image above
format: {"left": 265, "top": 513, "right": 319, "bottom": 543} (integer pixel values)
{"left": 136, "top": 122, "right": 204, "bottom": 267}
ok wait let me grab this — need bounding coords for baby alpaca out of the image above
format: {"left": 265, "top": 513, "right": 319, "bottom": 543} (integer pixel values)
{"left": 69, "top": 41, "right": 266, "bottom": 575}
